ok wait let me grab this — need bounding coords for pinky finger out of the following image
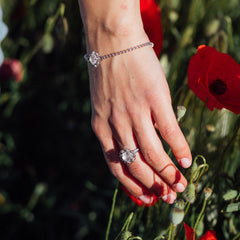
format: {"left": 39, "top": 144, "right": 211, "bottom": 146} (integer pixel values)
{"left": 106, "top": 153, "right": 155, "bottom": 205}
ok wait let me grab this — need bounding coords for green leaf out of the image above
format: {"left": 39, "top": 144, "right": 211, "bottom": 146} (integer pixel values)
{"left": 223, "top": 190, "right": 238, "bottom": 201}
{"left": 225, "top": 202, "right": 240, "bottom": 213}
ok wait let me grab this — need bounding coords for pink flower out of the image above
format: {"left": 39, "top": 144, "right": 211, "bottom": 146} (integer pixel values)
{"left": 0, "top": 59, "right": 24, "bottom": 82}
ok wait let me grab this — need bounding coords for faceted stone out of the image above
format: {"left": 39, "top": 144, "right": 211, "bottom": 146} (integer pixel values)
{"left": 89, "top": 51, "right": 100, "bottom": 67}
{"left": 119, "top": 149, "right": 135, "bottom": 164}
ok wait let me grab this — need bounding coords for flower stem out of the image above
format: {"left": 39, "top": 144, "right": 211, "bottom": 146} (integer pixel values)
{"left": 215, "top": 118, "right": 240, "bottom": 176}
{"left": 193, "top": 198, "right": 207, "bottom": 232}
{"left": 232, "top": 232, "right": 240, "bottom": 240}
{"left": 105, "top": 181, "right": 119, "bottom": 240}
{"left": 168, "top": 223, "right": 173, "bottom": 240}
{"left": 114, "top": 212, "right": 134, "bottom": 240}
{"left": 125, "top": 212, "right": 134, "bottom": 231}
{"left": 171, "top": 225, "right": 176, "bottom": 240}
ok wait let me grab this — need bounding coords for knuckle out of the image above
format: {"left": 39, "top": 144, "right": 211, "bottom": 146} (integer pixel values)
{"left": 128, "top": 163, "right": 143, "bottom": 178}
{"left": 91, "top": 117, "right": 100, "bottom": 135}
{"left": 161, "top": 125, "right": 178, "bottom": 140}
{"left": 144, "top": 149, "right": 160, "bottom": 165}
{"left": 108, "top": 113, "right": 121, "bottom": 128}
{"left": 91, "top": 117, "right": 105, "bottom": 139}
{"left": 128, "top": 103, "right": 147, "bottom": 121}
{"left": 111, "top": 167, "right": 123, "bottom": 181}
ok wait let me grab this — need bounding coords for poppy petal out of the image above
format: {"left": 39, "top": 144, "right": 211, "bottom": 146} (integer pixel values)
{"left": 188, "top": 45, "right": 240, "bottom": 114}
{"left": 183, "top": 222, "right": 196, "bottom": 240}
{"left": 199, "top": 230, "right": 217, "bottom": 240}
{"left": 121, "top": 185, "right": 158, "bottom": 207}
{"left": 140, "top": 0, "right": 163, "bottom": 56}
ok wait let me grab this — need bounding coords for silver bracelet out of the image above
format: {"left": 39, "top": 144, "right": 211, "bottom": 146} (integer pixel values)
{"left": 84, "top": 42, "right": 154, "bottom": 68}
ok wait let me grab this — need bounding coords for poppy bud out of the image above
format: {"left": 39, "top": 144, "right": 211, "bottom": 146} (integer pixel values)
{"left": 183, "top": 183, "right": 196, "bottom": 204}
{"left": 0, "top": 59, "right": 24, "bottom": 82}
{"left": 170, "top": 207, "right": 184, "bottom": 226}
{"left": 173, "top": 199, "right": 185, "bottom": 210}
{"left": 190, "top": 161, "right": 199, "bottom": 182}
{"left": 203, "top": 188, "right": 212, "bottom": 200}
{"left": 120, "top": 231, "right": 132, "bottom": 240}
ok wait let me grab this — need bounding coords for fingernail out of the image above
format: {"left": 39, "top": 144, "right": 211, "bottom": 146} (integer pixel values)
{"left": 161, "top": 195, "right": 168, "bottom": 201}
{"left": 139, "top": 195, "right": 152, "bottom": 204}
{"left": 173, "top": 183, "right": 185, "bottom": 192}
{"left": 168, "top": 194, "right": 176, "bottom": 204}
{"left": 161, "top": 194, "right": 176, "bottom": 204}
{"left": 180, "top": 158, "right": 191, "bottom": 168}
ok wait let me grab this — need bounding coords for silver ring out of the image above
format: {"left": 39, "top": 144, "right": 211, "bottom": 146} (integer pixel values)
{"left": 119, "top": 148, "right": 139, "bottom": 164}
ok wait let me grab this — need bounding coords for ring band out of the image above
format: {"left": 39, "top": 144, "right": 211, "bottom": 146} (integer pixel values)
{"left": 119, "top": 148, "right": 139, "bottom": 165}
{"left": 84, "top": 42, "right": 154, "bottom": 68}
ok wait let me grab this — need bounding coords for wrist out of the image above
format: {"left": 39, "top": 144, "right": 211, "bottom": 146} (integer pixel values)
{"left": 79, "top": 0, "right": 147, "bottom": 53}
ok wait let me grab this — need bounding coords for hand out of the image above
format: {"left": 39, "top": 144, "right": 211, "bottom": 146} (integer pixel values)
{"left": 79, "top": 0, "right": 192, "bottom": 204}
{"left": 87, "top": 35, "right": 192, "bottom": 205}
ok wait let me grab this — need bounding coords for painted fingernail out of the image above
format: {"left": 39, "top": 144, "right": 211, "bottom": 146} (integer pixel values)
{"left": 161, "top": 195, "right": 168, "bottom": 201}
{"left": 161, "top": 194, "right": 176, "bottom": 204}
{"left": 173, "top": 183, "right": 185, "bottom": 192}
{"left": 180, "top": 158, "right": 192, "bottom": 168}
{"left": 168, "top": 194, "right": 176, "bottom": 204}
{"left": 139, "top": 195, "right": 152, "bottom": 205}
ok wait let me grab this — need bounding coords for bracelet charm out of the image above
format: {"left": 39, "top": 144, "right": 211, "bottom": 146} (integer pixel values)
{"left": 84, "top": 51, "right": 101, "bottom": 68}
{"left": 84, "top": 42, "right": 154, "bottom": 68}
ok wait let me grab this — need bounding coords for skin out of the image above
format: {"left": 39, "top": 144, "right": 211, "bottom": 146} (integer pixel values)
{"left": 78, "top": 0, "right": 192, "bottom": 204}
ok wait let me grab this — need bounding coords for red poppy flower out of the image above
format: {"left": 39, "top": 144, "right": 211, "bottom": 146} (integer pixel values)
{"left": 121, "top": 185, "right": 158, "bottom": 207}
{"left": 199, "top": 230, "right": 217, "bottom": 240}
{"left": 184, "top": 223, "right": 217, "bottom": 240}
{"left": 0, "top": 59, "right": 24, "bottom": 82}
{"left": 140, "top": 0, "right": 163, "bottom": 56}
{"left": 188, "top": 45, "right": 240, "bottom": 114}
{"left": 184, "top": 222, "right": 196, "bottom": 240}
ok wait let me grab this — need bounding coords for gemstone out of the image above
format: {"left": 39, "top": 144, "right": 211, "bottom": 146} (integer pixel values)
{"left": 119, "top": 149, "right": 135, "bottom": 164}
{"left": 88, "top": 51, "right": 100, "bottom": 67}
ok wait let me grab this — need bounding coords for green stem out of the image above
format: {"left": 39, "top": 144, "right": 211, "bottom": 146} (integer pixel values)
{"left": 215, "top": 118, "right": 240, "bottom": 176}
{"left": 236, "top": 193, "right": 240, "bottom": 201}
{"left": 184, "top": 202, "right": 191, "bottom": 218}
{"left": 22, "top": 38, "right": 44, "bottom": 65}
{"left": 197, "top": 99, "right": 207, "bottom": 150}
{"left": 113, "top": 212, "right": 134, "bottom": 240}
{"left": 193, "top": 199, "right": 207, "bottom": 232}
{"left": 168, "top": 223, "right": 173, "bottom": 240}
{"left": 125, "top": 212, "right": 134, "bottom": 231}
{"left": 190, "top": 155, "right": 209, "bottom": 184}
{"left": 105, "top": 182, "right": 119, "bottom": 240}
{"left": 153, "top": 236, "right": 166, "bottom": 240}
{"left": 171, "top": 225, "right": 176, "bottom": 240}
{"left": 22, "top": 3, "right": 65, "bottom": 65}
{"left": 232, "top": 232, "right": 240, "bottom": 240}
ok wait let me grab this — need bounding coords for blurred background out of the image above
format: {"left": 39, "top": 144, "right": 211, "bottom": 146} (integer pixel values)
{"left": 0, "top": 0, "right": 115, "bottom": 239}
{"left": 0, "top": 0, "right": 240, "bottom": 239}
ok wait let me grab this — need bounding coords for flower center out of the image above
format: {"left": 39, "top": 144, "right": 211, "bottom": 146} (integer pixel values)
{"left": 209, "top": 79, "right": 227, "bottom": 95}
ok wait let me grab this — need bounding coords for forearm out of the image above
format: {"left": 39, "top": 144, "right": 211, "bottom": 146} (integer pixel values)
{"left": 78, "top": 0, "right": 147, "bottom": 52}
